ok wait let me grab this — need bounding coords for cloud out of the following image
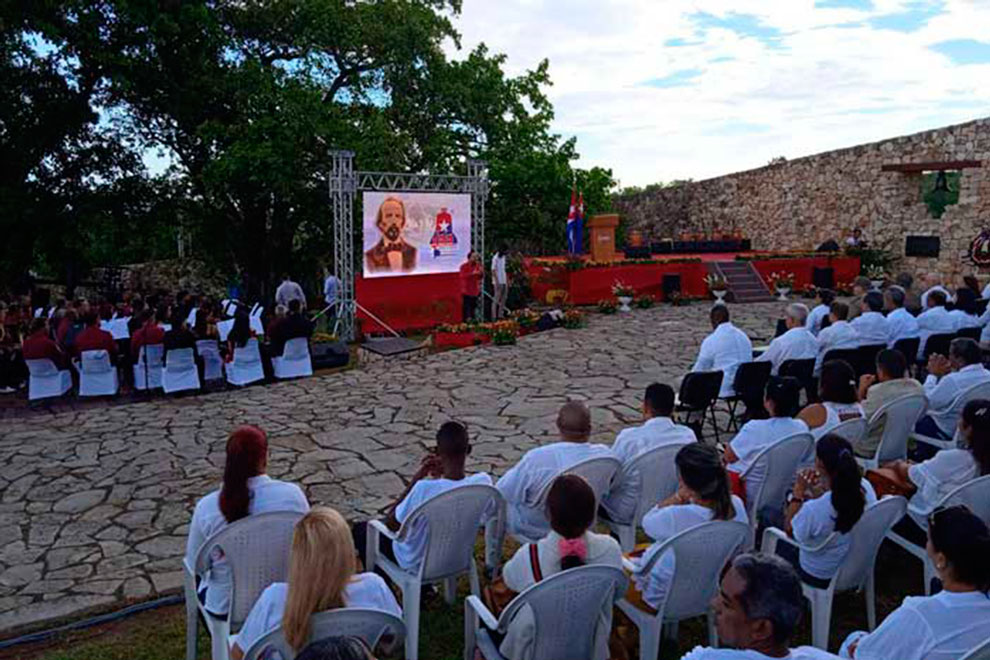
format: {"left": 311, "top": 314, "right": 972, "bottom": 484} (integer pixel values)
{"left": 449, "top": 0, "right": 990, "bottom": 186}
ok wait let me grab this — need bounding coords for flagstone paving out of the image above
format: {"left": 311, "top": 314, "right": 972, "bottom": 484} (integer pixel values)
{"left": 0, "top": 301, "right": 786, "bottom": 635}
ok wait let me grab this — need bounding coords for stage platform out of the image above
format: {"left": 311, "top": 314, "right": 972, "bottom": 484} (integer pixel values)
{"left": 358, "top": 337, "right": 428, "bottom": 364}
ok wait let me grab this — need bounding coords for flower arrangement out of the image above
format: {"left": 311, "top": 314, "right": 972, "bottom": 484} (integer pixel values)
{"left": 562, "top": 308, "right": 584, "bottom": 329}
{"left": 435, "top": 321, "right": 479, "bottom": 333}
{"left": 667, "top": 291, "right": 687, "bottom": 306}
{"left": 704, "top": 273, "right": 728, "bottom": 291}
{"left": 612, "top": 280, "right": 635, "bottom": 298}
{"left": 865, "top": 264, "right": 886, "bottom": 281}
{"left": 509, "top": 308, "right": 540, "bottom": 328}
{"left": 489, "top": 320, "right": 518, "bottom": 346}
{"left": 768, "top": 271, "right": 795, "bottom": 289}
{"left": 634, "top": 295, "right": 655, "bottom": 309}
{"left": 598, "top": 299, "right": 618, "bottom": 314}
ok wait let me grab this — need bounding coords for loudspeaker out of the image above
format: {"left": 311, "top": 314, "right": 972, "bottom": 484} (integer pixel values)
{"left": 662, "top": 274, "right": 681, "bottom": 299}
{"left": 812, "top": 267, "right": 834, "bottom": 290}
{"left": 312, "top": 341, "right": 349, "bottom": 369}
{"left": 905, "top": 236, "right": 940, "bottom": 258}
{"left": 741, "top": 239, "right": 752, "bottom": 251}
{"left": 624, "top": 246, "right": 651, "bottom": 259}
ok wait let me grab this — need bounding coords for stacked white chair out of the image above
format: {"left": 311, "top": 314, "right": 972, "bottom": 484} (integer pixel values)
{"left": 76, "top": 350, "right": 118, "bottom": 397}
{"left": 162, "top": 348, "right": 201, "bottom": 394}
{"left": 367, "top": 484, "right": 504, "bottom": 660}
{"left": 184, "top": 511, "right": 304, "bottom": 660}
{"left": 133, "top": 343, "right": 164, "bottom": 390}
{"left": 272, "top": 337, "right": 313, "bottom": 380}
{"left": 887, "top": 475, "right": 990, "bottom": 595}
{"left": 618, "top": 520, "right": 750, "bottom": 660}
{"left": 857, "top": 394, "right": 927, "bottom": 470}
{"left": 196, "top": 339, "right": 224, "bottom": 381}
{"left": 605, "top": 441, "right": 693, "bottom": 552}
{"left": 226, "top": 338, "right": 264, "bottom": 386}
{"left": 741, "top": 432, "right": 815, "bottom": 546}
{"left": 763, "top": 496, "right": 908, "bottom": 649}
{"left": 243, "top": 609, "right": 406, "bottom": 660}
{"left": 911, "top": 381, "right": 990, "bottom": 452}
{"left": 464, "top": 565, "right": 627, "bottom": 660}
{"left": 25, "top": 359, "right": 72, "bottom": 401}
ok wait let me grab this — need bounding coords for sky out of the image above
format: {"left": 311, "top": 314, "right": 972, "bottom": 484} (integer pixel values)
{"left": 448, "top": 0, "right": 990, "bottom": 188}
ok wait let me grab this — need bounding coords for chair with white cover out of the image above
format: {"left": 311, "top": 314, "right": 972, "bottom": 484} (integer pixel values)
{"left": 741, "top": 432, "right": 815, "bottom": 546}
{"left": 250, "top": 304, "right": 265, "bottom": 336}
{"left": 512, "top": 455, "right": 622, "bottom": 544}
{"left": 226, "top": 338, "right": 264, "bottom": 386}
{"left": 133, "top": 343, "right": 164, "bottom": 390}
{"left": 886, "top": 475, "right": 990, "bottom": 595}
{"left": 197, "top": 340, "right": 224, "bottom": 381}
{"left": 25, "top": 359, "right": 72, "bottom": 401}
{"left": 856, "top": 394, "right": 927, "bottom": 470}
{"left": 911, "top": 381, "right": 990, "bottom": 452}
{"left": 243, "top": 609, "right": 406, "bottom": 660}
{"left": 272, "top": 337, "right": 313, "bottom": 380}
{"left": 618, "top": 521, "right": 750, "bottom": 660}
{"left": 75, "top": 350, "right": 119, "bottom": 397}
{"left": 464, "top": 565, "right": 627, "bottom": 660}
{"left": 961, "top": 636, "right": 990, "bottom": 660}
{"left": 367, "top": 485, "right": 503, "bottom": 660}
{"left": 162, "top": 348, "right": 201, "bottom": 394}
{"left": 217, "top": 319, "right": 235, "bottom": 342}
{"left": 605, "top": 441, "right": 693, "bottom": 552}
{"left": 183, "top": 510, "right": 305, "bottom": 660}
{"left": 763, "top": 496, "right": 908, "bottom": 650}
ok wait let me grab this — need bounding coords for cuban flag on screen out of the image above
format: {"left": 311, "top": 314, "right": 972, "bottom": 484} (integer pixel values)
{"left": 566, "top": 189, "right": 580, "bottom": 255}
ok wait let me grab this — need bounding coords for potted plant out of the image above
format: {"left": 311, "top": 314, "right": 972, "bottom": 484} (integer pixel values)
{"left": 562, "top": 308, "right": 584, "bottom": 329}
{"left": 865, "top": 264, "right": 886, "bottom": 290}
{"left": 704, "top": 273, "right": 729, "bottom": 303}
{"left": 489, "top": 320, "right": 519, "bottom": 346}
{"left": 612, "top": 280, "right": 635, "bottom": 312}
{"left": 598, "top": 299, "right": 618, "bottom": 314}
{"left": 768, "top": 271, "right": 795, "bottom": 301}
{"left": 634, "top": 295, "right": 655, "bottom": 309}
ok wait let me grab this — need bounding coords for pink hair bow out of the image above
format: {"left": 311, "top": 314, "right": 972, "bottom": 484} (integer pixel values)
{"left": 558, "top": 537, "right": 587, "bottom": 561}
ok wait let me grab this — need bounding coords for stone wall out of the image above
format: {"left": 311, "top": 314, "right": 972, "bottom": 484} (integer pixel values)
{"left": 615, "top": 117, "right": 990, "bottom": 281}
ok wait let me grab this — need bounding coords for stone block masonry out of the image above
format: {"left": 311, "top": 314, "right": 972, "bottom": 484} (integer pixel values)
{"left": 615, "top": 117, "right": 990, "bottom": 283}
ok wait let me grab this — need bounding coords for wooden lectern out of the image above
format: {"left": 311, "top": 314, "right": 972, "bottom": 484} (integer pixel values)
{"left": 588, "top": 214, "right": 620, "bottom": 262}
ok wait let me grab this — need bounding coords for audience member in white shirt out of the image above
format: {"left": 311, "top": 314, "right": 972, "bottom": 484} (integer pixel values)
{"left": 725, "top": 377, "right": 809, "bottom": 506}
{"left": 601, "top": 383, "right": 696, "bottom": 524}
{"left": 920, "top": 273, "right": 953, "bottom": 309}
{"left": 774, "top": 435, "right": 877, "bottom": 587}
{"left": 840, "top": 506, "right": 990, "bottom": 660}
{"left": 757, "top": 304, "right": 819, "bottom": 375}
{"left": 805, "top": 289, "right": 835, "bottom": 337}
{"left": 230, "top": 507, "right": 401, "bottom": 659}
{"left": 983, "top": 280, "right": 990, "bottom": 300}
{"left": 351, "top": 421, "right": 493, "bottom": 571}
{"left": 692, "top": 305, "right": 754, "bottom": 397}
{"left": 915, "top": 338, "right": 990, "bottom": 443}
{"left": 322, "top": 268, "right": 340, "bottom": 308}
{"left": 916, "top": 289, "right": 958, "bottom": 360}
{"left": 497, "top": 401, "right": 613, "bottom": 540}
{"left": 491, "top": 246, "right": 509, "bottom": 319}
{"left": 682, "top": 553, "right": 830, "bottom": 660}
{"left": 799, "top": 360, "right": 864, "bottom": 441}
{"left": 814, "top": 301, "right": 859, "bottom": 376}
{"left": 883, "top": 398, "right": 990, "bottom": 541}
{"left": 499, "top": 474, "right": 622, "bottom": 660}
{"left": 849, "top": 291, "right": 889, "bottom": 347}
{"left": 630, "top": 444, "right": 748, "bottom": 611}
{"left": 948, "top": 287, "right": 982, "bottom": 330}
{"left": 883, "top": 286, "right": 920, "bottom": 348}
{"left": 275, "top": 273, "right": 306, "bottom": 309}
{"left": 186, "top": 425, "right": 310, "bottom": 617}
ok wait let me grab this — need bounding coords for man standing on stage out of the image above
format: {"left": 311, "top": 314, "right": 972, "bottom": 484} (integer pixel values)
{"left": 459, "top": 251, "right": 483, "bottom": 322}
{"left": 491, "top": 245, "right": 509, "bottom": 319}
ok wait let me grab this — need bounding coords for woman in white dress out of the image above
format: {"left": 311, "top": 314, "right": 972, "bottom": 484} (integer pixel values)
{"left": 230, "top": 507, "right": 401, "bottom": 659}
{"left": 798, "top": 360, "right": 864, "bottom": 441}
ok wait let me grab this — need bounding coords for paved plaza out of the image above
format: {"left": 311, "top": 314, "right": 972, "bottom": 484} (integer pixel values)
{"left": 0, "top": 302, "right": 784, "bottom": 635}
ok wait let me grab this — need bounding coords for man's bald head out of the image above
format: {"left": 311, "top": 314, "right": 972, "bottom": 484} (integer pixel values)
{"left": 557, "top": 401, "right": 591, "bottom": 442}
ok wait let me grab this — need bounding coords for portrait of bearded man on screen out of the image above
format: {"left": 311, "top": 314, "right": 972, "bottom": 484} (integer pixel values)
{"left": 365, "top": 196, "right": 419, "bottom": 274}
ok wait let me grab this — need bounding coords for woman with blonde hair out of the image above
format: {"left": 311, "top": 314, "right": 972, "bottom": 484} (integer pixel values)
{"left": 231, "top": 507, "right": 400, "bottom": 659}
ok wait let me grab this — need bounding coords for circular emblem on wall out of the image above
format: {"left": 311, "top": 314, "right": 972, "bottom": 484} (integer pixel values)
{"left": 970, "top": 230, "right": 990, "bottom": 267}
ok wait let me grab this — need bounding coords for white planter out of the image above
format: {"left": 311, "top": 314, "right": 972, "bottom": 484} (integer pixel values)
{"left": 776, "top": 286, "right": 791, "bottom": 301}
{"left": 871, "top": 280, "right": 884, "bottom": 290}
{"left": 713, "top": 289, "right": 727, "bottom": 303}
{"left": 618, "top": 296, "right": 633, "bottom": 312}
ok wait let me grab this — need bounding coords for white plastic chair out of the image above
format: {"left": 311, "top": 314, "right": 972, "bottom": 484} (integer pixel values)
{"left": 197, "top": 340, "right": 224, "bottom": 381}
{"left": 741, "top": 432, "right": 815, "bottom": 545}
{"left": 911, "top": 380, "right": 990, "bottom": 451}
{"left": 856, "top": 394, "right": 927, "bottom": 470}
{"left": 243, "top": 609, "right": 406, "bottom": 660}
{"left": 226, "top": 338, "right": 264, "bottom": 386}
{"left": 464, "top": 565, "right": 627, "bottom": 660}
{"left": 133, "top": 343, "right": 164, "bottom": 390}
{"left": 25, "top": 359, "right": 72, "bottom": 401}
{"left": 618, "top": 521, "right": 750, "bottom": 660}
{"left": 75, "top": 350, "right": 119, "bottom": 397}
{"left": 605, "top": 441, "right": 692, "bottom": 552}
{"left": 887, "top": 475, "right": 990, "bottom": 595}
{"left": 827, "top": 418, "right": 868, "bottom": 446}
{"left": 272, "top": 337, "right": 313, "bottom": 380}
{"left": 512, "top": 455, "right": 622, "bottom": 544}
{"left": 764, "top": 496, "right": 908, "bottom": 650}
{"left": 367, "top": 485, "right": 504, "bottom": 660}
{"left": 163, "top": 348, "right": 201, "bottom": 394}
{"left": 183, "top": 510, "right": 304, "bottom": 660}
{"left": 961, "top": 637, "right": 990, "bottom": 660}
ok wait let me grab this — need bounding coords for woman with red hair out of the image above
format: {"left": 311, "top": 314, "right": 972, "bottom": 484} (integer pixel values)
{"left": 185, "top": 425, "right": 309, "bottom": 617}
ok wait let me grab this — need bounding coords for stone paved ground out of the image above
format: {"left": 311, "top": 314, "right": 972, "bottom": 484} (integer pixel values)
{"left": 0, "top": 301, "right": 785, "bottom": 636}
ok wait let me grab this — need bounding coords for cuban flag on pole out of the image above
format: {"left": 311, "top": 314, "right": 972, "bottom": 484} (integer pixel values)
{"left": 566, "top": 189, "right": 579, "bottom": 255}
{"left": 575, "top": 191, "right": 585, "bottom": 254}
